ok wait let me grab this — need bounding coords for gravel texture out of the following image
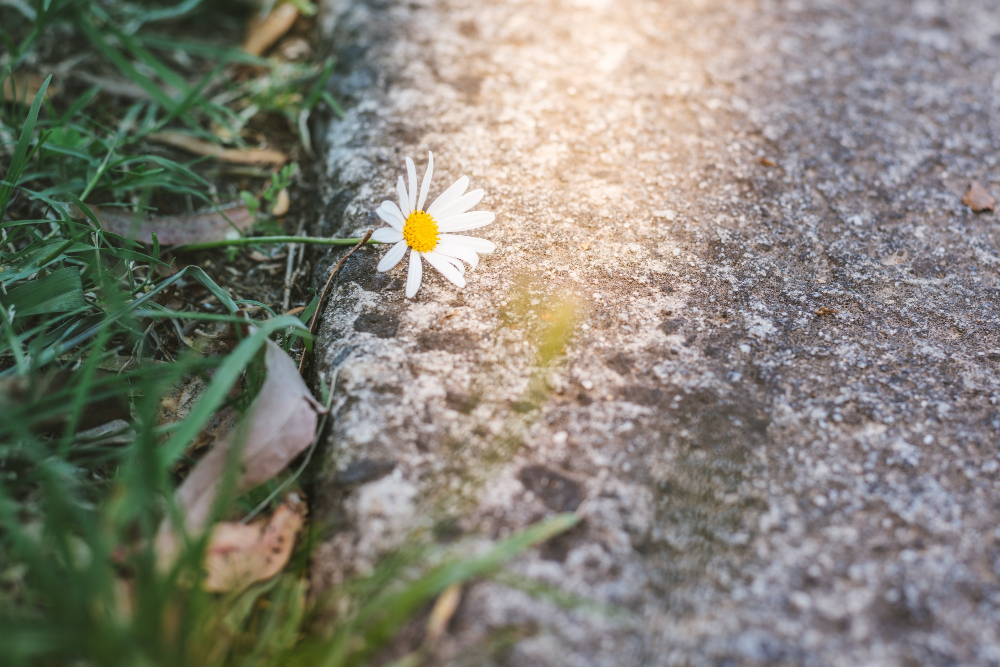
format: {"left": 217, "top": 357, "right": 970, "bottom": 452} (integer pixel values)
{"left": 307, "top": 0, "right": 1000, "bottom": 664}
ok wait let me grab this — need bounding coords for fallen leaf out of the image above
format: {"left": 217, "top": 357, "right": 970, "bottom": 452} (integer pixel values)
{"left": 256, "top": 263, "right": 285, "bottom": 276}
{"left": 78, "top": 203, "right": 254, "bottom": 245}
{"left": 157, "top": 332, "right": 326, "bottom": 561}
{"left": 426, "top": 584, "right": 462, "bottom": 643}
{"left": 963, "top": 181, "right": 996, "bottom": 213}
{"left": 243, "top": 3, "right": 300, "bottom": 57}
{"left": 248, "top": 250, "right": 287, "bottom": 262}
{"left": 203, "top": 495, "right": 306, "bottom": 592}
{"left": 1, "top": 72, "right": 59, "bottom": 103}
{"left": 815, "top": 306, "right": 840, "bottom": 316}
{"left": 149, "top": 131, "right": 288, "bottom": 166}
{"left": 271, "top": 188, "right": 290, "bottom": 216}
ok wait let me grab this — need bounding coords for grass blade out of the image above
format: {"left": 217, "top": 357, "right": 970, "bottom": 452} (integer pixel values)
{"left": 1, "top": 266, "right": 85, "bottom": 318}
{"left": 0, "top": 74, "right": 50, "bottom": 220}
{"left": 34, "top": 265, "right": 238, "bottom": 365}
{"left": 314, "top": 513, "right": 580, "bottom": 667}
{"left": 77, "top": 19, "right": 177, "bottom": 112}
{"left": 160, "top": 315, "right": 307, "bottom": 463}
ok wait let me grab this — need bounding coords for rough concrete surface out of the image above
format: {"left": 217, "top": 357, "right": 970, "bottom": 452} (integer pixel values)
{"left": 306, "top": 0, "right": 1000, "bottom": 664}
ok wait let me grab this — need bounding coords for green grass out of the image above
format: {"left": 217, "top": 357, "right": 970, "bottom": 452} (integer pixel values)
{"left": 0, "top": 3, "right": 580, "bottom": 664}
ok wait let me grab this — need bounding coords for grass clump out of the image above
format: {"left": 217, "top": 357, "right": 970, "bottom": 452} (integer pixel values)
{"left": 0, "top": 3, "right": 581, "bottom": 665}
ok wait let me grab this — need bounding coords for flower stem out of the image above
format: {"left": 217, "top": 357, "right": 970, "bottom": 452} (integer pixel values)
{"left": 172, "top": 235, "right": 383, "bottom": 252}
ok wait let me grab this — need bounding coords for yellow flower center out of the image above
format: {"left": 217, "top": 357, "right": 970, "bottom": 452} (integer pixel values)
{"left": 402, "top": 210, "right": 439, "bottom": 253}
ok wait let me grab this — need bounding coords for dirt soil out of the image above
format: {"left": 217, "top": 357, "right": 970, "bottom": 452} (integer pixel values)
{"left": 305, "top": 0, "right": 1000, "bottom": 664}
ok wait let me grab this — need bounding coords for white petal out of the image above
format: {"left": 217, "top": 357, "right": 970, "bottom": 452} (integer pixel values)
{"left": 437, "top": 211, "right": 496, "bottom": 232}
{"left": 439, "top": 234, "right": 496, "bottom": 254}
{"left": 406, "top": 157, "right": 418, "bottom": 213}
{"left": 371, "top": 227, "right": 403, "bottom": 243}
{"left": 436, "top": 239, "right": 479, "bottom": 269}
{"left": 377, "top": 240, "right": 407, "bottom": 272}
{"left": 434, "top": 189, "right": 484, "bottom": 221}
{"left": 405, "top": 249, "right": 422, "bottom": 298}
{"left": 397, "top": 176, "right": 410, "bottom": 216}
{"left": 426, "top": 176, "right": 469, "bottom": 218}
{"left": 376, "top": 202, "right": 404, "bottom": 230}
{"left": 442, "top": 254, "right": 466, "bottom": 276}
{"left": 417, "top": 151, "right": 434, "bottom": 211}
{"left": 424, "top": 251, "right": 467, "bottom": 288}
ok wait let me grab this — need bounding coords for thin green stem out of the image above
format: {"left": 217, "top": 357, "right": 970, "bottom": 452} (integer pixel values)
{"left": 172, "top": 235, "right": 383, "bottom": 252}
{"left": 0, "top": 302, "right": 27, "bottom": 373}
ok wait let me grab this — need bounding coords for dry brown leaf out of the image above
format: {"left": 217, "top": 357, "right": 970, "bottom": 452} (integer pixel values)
{"left": 271, "top": 188, "right": 290, "bottom": 216}
{"left": 426, "top": 584, "right": 462, "bottom": 643}
{"left": 963, "top": 181, "right": 996, "bottom": 213}
{"left": 248, "top": 250, "right": 287, "bottom": 262}
{"left": 815, "top": 306, "right": 840, "bottom": 316}
{"left": 157, "top": 334, "right": 326, "bottom": 562}
{"left": 149, "top": 131, "right": 288, "bottom": 166}
{"left": 0, "top": 73, "right": 59, "bottom": 103}
{"left": 203, "top": 495, "right": 306, "bottom": 592}
{"left": 79, "top": 203, "right": 254, "bottom": 245}
{"left": 243, "top": 3, "right": 300, "bottom": 56}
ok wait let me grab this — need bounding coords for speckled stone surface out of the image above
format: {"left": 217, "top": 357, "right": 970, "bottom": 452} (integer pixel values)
{"left": 306, "top": 0, "right": 1000, "bottom": 664}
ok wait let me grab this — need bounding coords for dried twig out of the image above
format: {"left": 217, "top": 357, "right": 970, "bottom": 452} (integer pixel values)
{"left": 281, "top": 225, "right": 303, "bottom": 313}
{"left": 148, "top": 132, "right": 288, "bottom": 165}
{"left": 298, "top": 229, "right": 373, "bottom": 374}
{"left": 243, "top": 3, "right": 299, "bottom": 56}
{"left": 394, "top": 584, "right": 463, "bottom": 667}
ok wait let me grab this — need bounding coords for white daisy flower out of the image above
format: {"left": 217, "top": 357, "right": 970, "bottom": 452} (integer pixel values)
{"left": 371, "top": 152, "right": 496, "bottom": 298}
